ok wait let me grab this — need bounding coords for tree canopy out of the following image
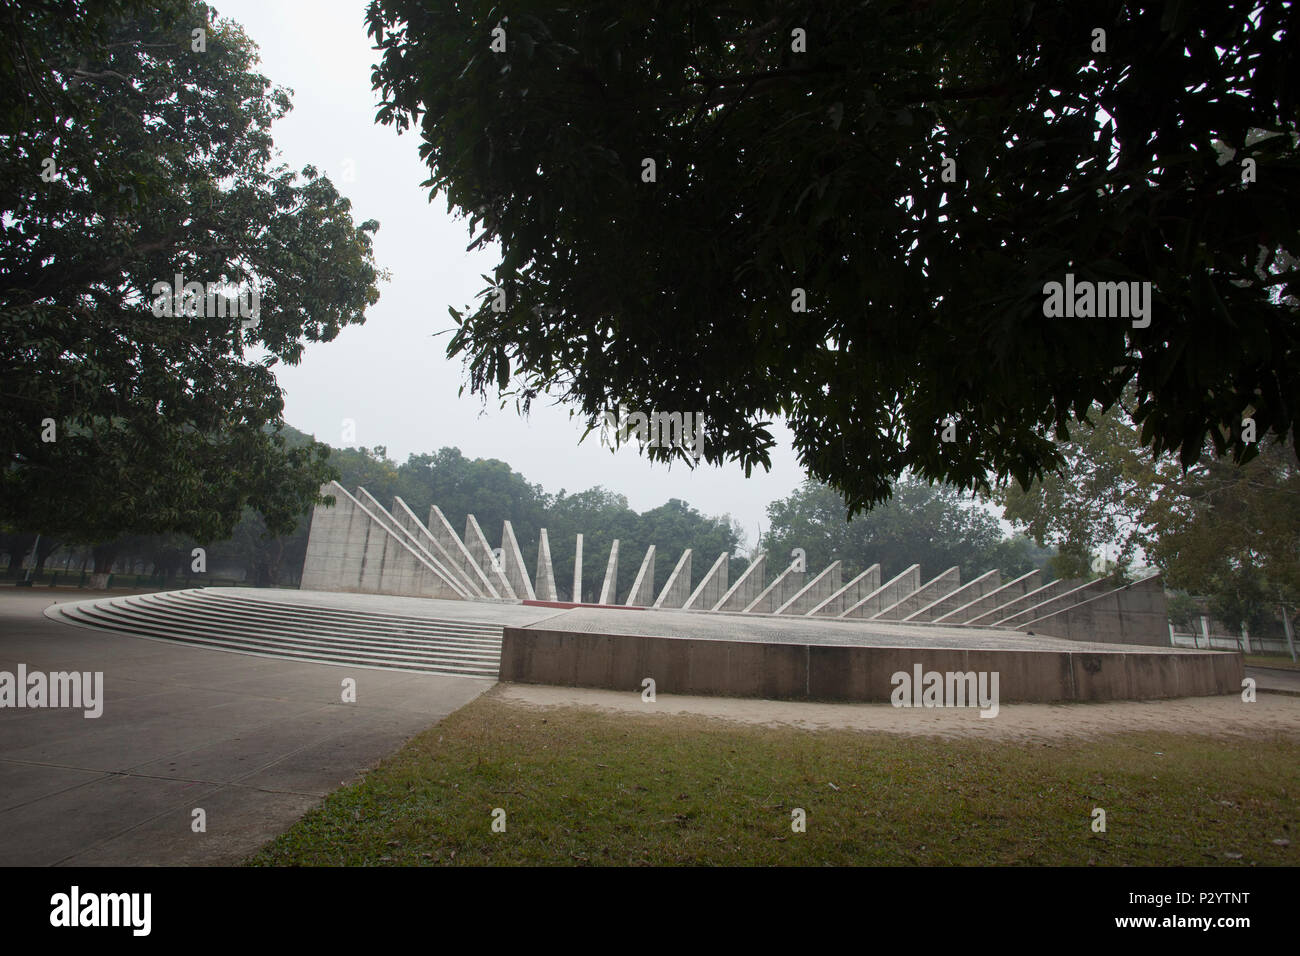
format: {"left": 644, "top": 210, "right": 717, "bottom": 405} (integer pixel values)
{"left": 997, "top": 400, "right": 1300, "bottom": 629}
{"left": 762, "top": 476, "right": 1051, "bottom": 583}
{"left": 367, "top": 0, "right": 1299, "bottom": 514}
{"left": 1, "top": 1, "right": 383, "bottom": 562}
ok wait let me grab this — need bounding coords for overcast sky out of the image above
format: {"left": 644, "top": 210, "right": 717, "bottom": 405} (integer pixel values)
{"left": 214, "top": 0, "right": 806, "bottom": 547}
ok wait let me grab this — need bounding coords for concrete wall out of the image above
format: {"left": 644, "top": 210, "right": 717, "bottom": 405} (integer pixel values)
{"left": 1020, "top": 574, "right": 1171, "bottom": 646}
{"left": 300, "top": 483, "right": 464, "bottom": 599}
{"left": 499, "top": 627, "right": 1243, "bottom": 703}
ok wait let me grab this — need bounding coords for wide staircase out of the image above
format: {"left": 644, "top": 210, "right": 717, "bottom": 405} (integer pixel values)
{"left": 50, "top": 588, "right": 502, "bottom": 677}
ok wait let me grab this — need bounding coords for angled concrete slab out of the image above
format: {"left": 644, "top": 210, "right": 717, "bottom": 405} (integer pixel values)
{"left": 1019, "top": 574, "right": 1171, "bottom": 646}
{"left": 997, "top": 575, "right": 1122, "bottom": 628}
{"left": 500, "top": 521, "right": 536, "bottom": 601}
{"left": 776, "top": 561, "right": 842, "bottom": 616}
{"left": 713, "top": 553, "right": 766, "bottom": 612}
{"left": 684, "top": 552, "right": 730, "bottom": 611}
{"left": 464, "top": 514, "right": 516, "bottom": 599}
{"left": 745, "top": 559, "right": 806, "bottom": 614}
{"left": 624, "top": 545, "right": 657, "bottom": 606}
{"left": 301, "top": 483, "right": 463, "bottom": 599}
{"left": 654, "top": 550, "right": 692, "bottom": 608}
{"left": 598, "top": 540, "right": 620, "bottom": 605}
{"left": 808, "top": 564, "right": 881, "bottom": 617}
{"left": 967, "top": 576, "right": 1083, "bottom": 626}
{"left": 906, "top": 569, "right": 1001, "bottom": 622}
{"left": 389, "top": 497, "right": 484, "bottom": 598}
{"left": 428, "top": 505, "right": 501, "bottom": 599}
{"left": 936, "top": 570, "right": 1040, "bottom": 624}
{"left": 534, "top": 529, "right": 559, "bottom": 602}
{"left": 840, "top": 565, "right": 920, "bottom": 619}
{"left": 874, "top": 567, "right": 961, "bottom": 621}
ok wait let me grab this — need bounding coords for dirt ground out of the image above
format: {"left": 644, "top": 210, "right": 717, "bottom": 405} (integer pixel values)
{"left": 495, "top": 682, "right": 1300, "bottom": 742}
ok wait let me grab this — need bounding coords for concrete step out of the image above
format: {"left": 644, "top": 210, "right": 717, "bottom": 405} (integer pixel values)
{"left": 139, "top": 592, "right": 501, "bottom": 649}
{"left": 57, "top": 601, "right": 499, "bottom": 675}
{"left": 56, "top": 604, "right": 498, "bottom": 677}
{"left": 169, "top": 588, "right": 502, "bottom": 637}
{"left": 106, "top": 596, "right": 501, "bottom": 663}
{"left": 51, "top": 593, "right": 500, "bottom": 677}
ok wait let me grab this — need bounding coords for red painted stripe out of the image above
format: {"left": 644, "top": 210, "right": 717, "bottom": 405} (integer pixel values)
{"left": 522, "top": 600, "right": 647, "bottom": 611}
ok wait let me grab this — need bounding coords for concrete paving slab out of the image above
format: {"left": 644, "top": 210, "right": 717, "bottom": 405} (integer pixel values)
{"left": 56, "top": 785, "right": 323, "bottom": 867}
{"left": 0, "top": 759, "right": 111, "bottom": 813}
{"left": 0, "top": 589, "right": 493, "bottom": 865}
{"left": 0, "top": 772, "right": 225, "bottom": 866}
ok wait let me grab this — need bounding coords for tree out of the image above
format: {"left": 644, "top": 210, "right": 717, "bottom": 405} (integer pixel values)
{"left": 997, "top": 399, "right": 1157, "bottom": 579}
{"left": 367, "top": 0, "right": 1299, "bottom": 514}
{"left": 997, "top": 402, "right": 1300, "bottom": 631}
{"left": 762, "top": 476, "right": 1036, "bottom": 582}
{"left": 1143, "top": 439, "right": 1300, "bottom": 634}
{"left": 1, "top": 1, "right": 382, "bottom": 570}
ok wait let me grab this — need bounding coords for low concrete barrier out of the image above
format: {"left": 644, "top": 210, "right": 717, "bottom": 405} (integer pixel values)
{"left": 499, "top": 627, "right": 1244, "bottom": 703}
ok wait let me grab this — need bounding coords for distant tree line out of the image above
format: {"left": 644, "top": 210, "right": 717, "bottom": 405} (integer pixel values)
{"left": 5, "top": 423, "right": 1068, "bottom": 604}
{"left": 761, "top": 476, "right": 1056, "bottom": 586}
{"left": 2, "top": 426, "right": 747, "bottom": 601}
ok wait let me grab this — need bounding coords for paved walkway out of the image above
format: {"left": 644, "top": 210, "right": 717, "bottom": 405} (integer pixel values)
{"left": 1247, "top": 664, "right": 1300, "bottom": 696}
{"left": 0, "top": 589, "right": 493, "bottom": 865}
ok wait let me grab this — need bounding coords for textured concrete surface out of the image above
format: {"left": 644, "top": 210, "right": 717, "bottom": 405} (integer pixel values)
{"left": 1021, "top": 574, "right": 1171, "bottom": 646}
{"left": 0, "top": 590, "right": 495, "bottom": 865}
{"left": 300, "top": 481, "right": 465, "bottom": 599}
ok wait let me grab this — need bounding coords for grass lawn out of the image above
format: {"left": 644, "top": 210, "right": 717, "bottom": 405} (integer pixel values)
{"left": 249, "top": 693, "right": 1298, "bottom": 866}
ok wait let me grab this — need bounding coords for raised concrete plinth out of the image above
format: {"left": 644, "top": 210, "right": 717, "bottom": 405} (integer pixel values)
{"left": 499, "top": 606, "right": 1242, "bottom": 704}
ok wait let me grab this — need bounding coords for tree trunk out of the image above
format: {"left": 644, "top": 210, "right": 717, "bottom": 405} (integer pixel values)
{"left": 34, "top": 537, "right": 58, "bottom": 575}
{"left": 5, "top": 533, "right": 37, "bottom": 572}
{"left": 90, "top": 544, "right": 118, "bottom": 588}
{"left": 267, "top": 538, "right": 284, "bottom": 586}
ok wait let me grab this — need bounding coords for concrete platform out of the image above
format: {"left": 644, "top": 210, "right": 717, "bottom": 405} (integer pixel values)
{"left": 500, "top": 606, "right": 1245, "bottom": 703}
